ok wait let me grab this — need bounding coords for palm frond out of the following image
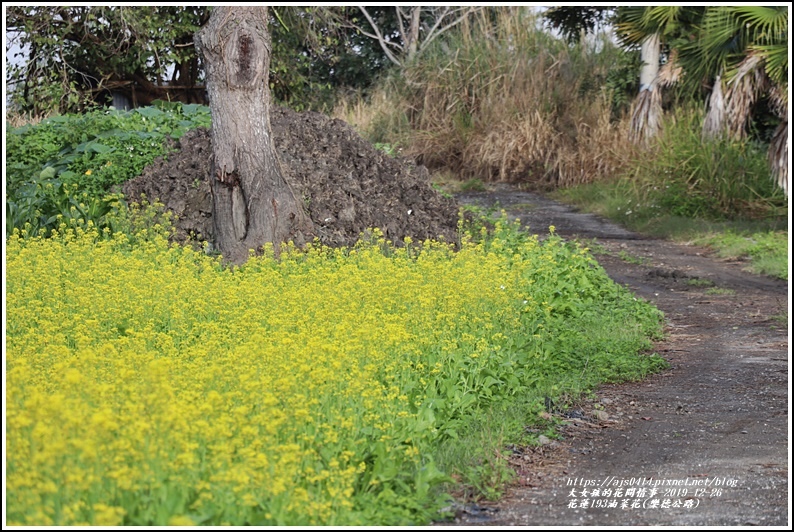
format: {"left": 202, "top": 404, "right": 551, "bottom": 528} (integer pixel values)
{"left": 750, "top": 43, "right": 788, "bottom": 90}
{"left": 615, "top": 6, "right": 654, "bottom": 46}
{"left": 702, "top": 75, "right": 725, "bottom": 140}
{"left": 730, "top": 6, "right": 788, "bottom": 46}
{"left": 724, "top": 53, "right": 769, "bottom": 139}
{"left": 628, "top": 87, "right": 662, "bottom": 145}
{"left": 642, "top": 6, "right": 682, "bottom": 33}
{"left": 699, "top": 7, "right": 746, "bottom": 73}
{"left": 768, "top": 120, "right": 788, "bottom": 197}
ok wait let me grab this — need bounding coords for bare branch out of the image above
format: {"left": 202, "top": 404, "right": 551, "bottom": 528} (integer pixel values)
{"left": 395, "top": 6, "right": 409, "bottom": 46}
{"left": 349, "top": 6, "right": 483, "bottom": 66}
{"left": 356, "top": 6, "right": 404, "bottom": 66}
{"left": 418, "top": 7, "right": 482, "bottom": 56}
{"left": 421, "top": 6, "right": 452, "bottom": 44}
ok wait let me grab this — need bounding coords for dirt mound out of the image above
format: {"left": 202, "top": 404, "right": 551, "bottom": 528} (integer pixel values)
{"left": 123, "top": 106, "right": 459, "bottom": 249}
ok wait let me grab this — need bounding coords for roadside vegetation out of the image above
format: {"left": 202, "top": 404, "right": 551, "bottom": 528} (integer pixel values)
{"left": 335, "top": 7, "right": 787, "bottom": 281}
{"left": 6, "top": 209, "right": 664, "bottom": 525}
{"left": 6, "top": 102, "right": 211, "bottom": 238}
{"left": 6, "top": 66, "right": 666, "bottom": 528}
{"left": 552, "top": 107, "right": 787, "bottom": 280}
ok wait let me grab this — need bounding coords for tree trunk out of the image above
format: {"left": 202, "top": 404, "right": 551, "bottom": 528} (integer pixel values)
{"left": 638, "top": 33, "right": 660, "bottom": 91}
{"left": 195, "top": 6, "right": 312, "bottom": 264}
{"left": 629, "top": 33, "right": 662, "bottom": 145}
{"left": 405, "top": 7, "right": 421, "bottom": 62}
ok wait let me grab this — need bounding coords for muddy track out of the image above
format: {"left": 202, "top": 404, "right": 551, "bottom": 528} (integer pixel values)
{"left": 446, "top": 185, "right": 789, "bottom": 526}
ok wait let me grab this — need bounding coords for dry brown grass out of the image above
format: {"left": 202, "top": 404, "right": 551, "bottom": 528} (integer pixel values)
{"left": 334, "top": 8, "right": 638, "bottom": 190}
{"left": 556, "top": 97, "right": 638, "bottom": 187}
{"left": 5, "top": 109, "right": 52, "bottom": 128}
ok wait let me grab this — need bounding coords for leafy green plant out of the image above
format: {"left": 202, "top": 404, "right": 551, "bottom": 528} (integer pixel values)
{"left": 430, "top": 183, "right": 454, "bottom": 199}
{"left": 6, "top": 103, "right": 211, "bottom": 236}
{"left": 373, "top": 142, "right": 401, "bottom": 157}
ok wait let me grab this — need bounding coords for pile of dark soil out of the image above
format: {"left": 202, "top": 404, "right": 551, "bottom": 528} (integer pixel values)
{"left": 123, "top": 106, "right": 460, "bottom": 249}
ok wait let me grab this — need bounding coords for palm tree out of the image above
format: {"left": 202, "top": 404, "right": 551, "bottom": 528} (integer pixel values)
{"left": 617, "top": 6, "right": 788, "bottom": 196}
{"left": 615, "top": 6, "right": 701, "bottom": 144}
{"left": 695, "top": 6, "right": 788, "bottom": 195}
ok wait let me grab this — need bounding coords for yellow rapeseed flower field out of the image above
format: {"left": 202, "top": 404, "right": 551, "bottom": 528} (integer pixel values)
{"left": 6, "top": 220, "right": 662, "bottom": 525}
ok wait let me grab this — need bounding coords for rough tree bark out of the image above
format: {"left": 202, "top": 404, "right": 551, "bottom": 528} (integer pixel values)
{"left": 195, "top": 6, "right": 312, "bottom": 264}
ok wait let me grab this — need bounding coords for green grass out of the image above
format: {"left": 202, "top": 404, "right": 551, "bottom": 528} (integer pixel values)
{"left": 705, "top": 287, "right": 736, "bottom": 296}
{"left": 692, "top": 231, "right": 789, "bottom": 280}
{"left": 616, "top": 250, "right": 648, "bottom": 265}
{"left": 553, "top": 181, "right": 788, "bottom": 280}
{"left": 686, "top": 278, "right": 715, "bottom": 288}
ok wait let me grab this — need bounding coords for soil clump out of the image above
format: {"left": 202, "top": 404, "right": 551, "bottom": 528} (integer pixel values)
{"left": 123, "top": 105, "right": 459, "bottom": 249}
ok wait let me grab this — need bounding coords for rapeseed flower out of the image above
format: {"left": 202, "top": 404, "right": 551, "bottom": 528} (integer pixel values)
{"left": 6, "top": 218, "right": 660, "bottom": 525}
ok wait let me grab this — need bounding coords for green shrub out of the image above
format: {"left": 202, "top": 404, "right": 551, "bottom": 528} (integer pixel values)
{"left": 622, "top": 107, "right": 786, "bottom": 221}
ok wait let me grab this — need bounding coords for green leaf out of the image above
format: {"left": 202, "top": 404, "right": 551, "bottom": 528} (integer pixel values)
{"left": 87, "top": 142, "right": 113, "bottom": 154}
{"left": 135, "top": 107, "right": 165, "bottom": 119}
{"left": 39, "top": 167, "right": 57, "bottom": 179}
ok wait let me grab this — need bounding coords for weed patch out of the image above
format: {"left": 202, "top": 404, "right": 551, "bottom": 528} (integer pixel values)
{"left": 617, "top": 250, "right": 647, "bottom": 265}
{"left": 687, "top": 278, "right": 716, "bottom": 288}
{"left": 705, "top": 287, "right": 736, "bottom": 296}
{"left": 693, "top": 231, "right": 788, "bottom": 280}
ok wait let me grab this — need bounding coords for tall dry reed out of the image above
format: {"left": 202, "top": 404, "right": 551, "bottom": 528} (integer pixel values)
{"left": 335, "top": 8, "right": 636, "bottom": 188}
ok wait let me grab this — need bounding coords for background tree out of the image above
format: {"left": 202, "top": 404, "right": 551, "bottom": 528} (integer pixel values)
{"left": 6, "top": 6, "right": 209, "bottom": 114}
{"left": 543, "top": 6, "right": 614, "bottom": 44}
{"left": 6, "top": 6, "right": 395, "bottom": 115}
{"left": 195, "top": 6, "right": 312, "bottom": 264}
{"left": 616, "top": 6, "right": 788, "bottom": 195}
{"left": 267, "top": 7, "right": 394, "bottom": 110}
{"left": 545, "top": 5, "right": 787, "bottom": 196}
{"left": 614, "top": 7, "right": 704, "bottom": 144}
{"left": 694, "top": 7, "right": 788, "bottom": 196}
{"left": 346, "top": 6, "right": 483, "bottom": 66}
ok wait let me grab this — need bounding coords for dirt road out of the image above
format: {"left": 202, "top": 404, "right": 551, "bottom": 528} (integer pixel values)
{"left": 448, "top": 185, "right": 789, "bottom": 526}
